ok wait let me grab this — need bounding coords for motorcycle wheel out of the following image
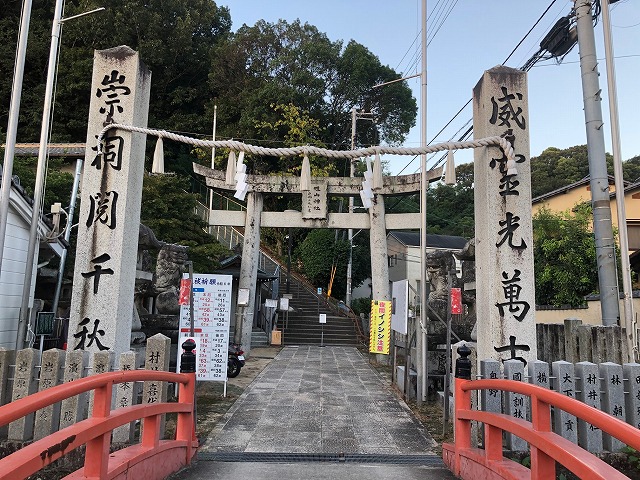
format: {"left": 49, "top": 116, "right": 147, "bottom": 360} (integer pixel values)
{"left": 227, "top": 357, "right": 242, "bottom": 378}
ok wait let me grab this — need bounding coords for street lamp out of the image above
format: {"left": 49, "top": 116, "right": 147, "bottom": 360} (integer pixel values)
{"left": 346, "top": 108, "right": 373, "bottom": 307}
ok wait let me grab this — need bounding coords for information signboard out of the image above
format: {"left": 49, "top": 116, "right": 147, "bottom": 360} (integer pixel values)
{"left": 35, "top": 312, "right": 56, "bottom": 336}
{"left": 178, "top": 273, "right": 233, "bottom": 381}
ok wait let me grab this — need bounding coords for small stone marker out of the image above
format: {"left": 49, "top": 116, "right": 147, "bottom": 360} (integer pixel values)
{"left": 480, "top": 359, "right": 501, "bottom": 448}
{"left": 34, "top": 349, "right": 65, "bottom": 440}
{"left": 8, "top": 348, "right": 39, "bottom": 441}
{"left": 551, "top": 361, "right": 577, "bottom": 444}
{"left": 0, "top": 347, "right": 16, "bottom": 439}
{"left": 143, "top": 334, "right": 171, "bottom": 437}
{"left": 623, "top": 363, "right": 640, "bottom": 430}
{"left": 88, "top": 351, "right": 114, "bottom": 415}
{"left": 59, "top": 350, "right": 90, "bottom": 429}
{"left": 599, "top": 362, "right": 625, "bottom": 451}
{"left": 529, "top": 360, "right": 549, "bottom": 389}
{"left": 575, "top": 361, "right": 603, "bottom": 452}
{"left": 503, "top": 359, "right": 527, "bottom": 451}
{"left": 113, "top": 351, "right": 139, "bottom": 443}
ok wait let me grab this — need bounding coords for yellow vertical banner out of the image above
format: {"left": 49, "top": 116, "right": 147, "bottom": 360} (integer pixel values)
{"left": 369, "top": 300, "right": 391, "bottom": 354}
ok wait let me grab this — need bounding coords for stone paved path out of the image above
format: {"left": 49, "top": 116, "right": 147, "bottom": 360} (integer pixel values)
{"left": 201, "top": 345, "right": 436, "bottom": 454}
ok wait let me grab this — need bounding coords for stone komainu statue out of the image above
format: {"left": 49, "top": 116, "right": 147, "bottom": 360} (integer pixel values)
{"left": 425, "top": 240, "right": 476, "bottom": 341}
{"left": 153, "top": 244, "right": 188, "bottom": 315}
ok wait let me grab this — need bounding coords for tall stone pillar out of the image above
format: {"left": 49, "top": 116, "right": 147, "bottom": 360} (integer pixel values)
{"left": 67, "top": 46, "right": 151, "bottom": 357}
{"left": 473, "top": 66, "right": 536, "bottom": 364}
{"left": 236, "top": 192, "right": 263, "bottom": 354}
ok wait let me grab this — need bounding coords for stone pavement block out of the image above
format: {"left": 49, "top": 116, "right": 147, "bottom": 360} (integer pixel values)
{"left": 200, "top": 345, "right": 436, "bottom": 456}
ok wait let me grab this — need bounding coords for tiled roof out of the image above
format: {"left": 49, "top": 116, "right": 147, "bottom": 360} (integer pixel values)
{"left": 388, "top": 231, "right": 468, "bottom": 250}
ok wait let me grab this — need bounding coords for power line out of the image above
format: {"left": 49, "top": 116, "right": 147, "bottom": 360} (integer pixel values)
{"left": 393, "top": 0, "right": 563, "bottom": 179}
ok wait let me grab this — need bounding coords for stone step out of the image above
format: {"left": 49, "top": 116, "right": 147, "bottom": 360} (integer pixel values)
{"left": 251, "top": 330, "right": 269, "bottom": 347}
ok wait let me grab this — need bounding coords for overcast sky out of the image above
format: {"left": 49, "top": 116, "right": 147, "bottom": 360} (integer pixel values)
{"left": 220, "top": 0, "right": 640, "bottom": 174}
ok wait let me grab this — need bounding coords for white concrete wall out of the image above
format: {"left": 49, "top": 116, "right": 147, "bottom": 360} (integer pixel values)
{"left": 0, "top": 208, "right": 38, "bottom": 349}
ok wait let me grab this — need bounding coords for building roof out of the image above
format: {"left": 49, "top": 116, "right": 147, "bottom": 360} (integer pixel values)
{"left": 216, "top": 254, "right": 278, "bottom": 281}
{"left": 531, "top": 175, "right": 629, "bottom": 204}
{"left": 2, "top": 143, "right": 86, "bottom": 157}
{"left": 387, "top": 231, "right": 468, "bottom": 250}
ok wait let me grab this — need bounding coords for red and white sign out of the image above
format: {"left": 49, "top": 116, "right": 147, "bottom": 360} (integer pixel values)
{"left": 178, "top": 279, "right": 191, "bottom": 306}
{"left": 451, "top": 288, "right": 462, "bottom": 315}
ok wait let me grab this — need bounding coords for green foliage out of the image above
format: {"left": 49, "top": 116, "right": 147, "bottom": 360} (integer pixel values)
{"left": 621, "top": 446, "right": 640, "bottom": 471}
{"left": 140, "top": 174, "right": 230, "bottom": 272}
{"left": 350, "top": 297, "right": 372, "bottom": 317}
{"left": 387, "top": 163, "right": 476, "bottom": 238}
{"left": 255, "top": 103, "right": 335, "bottom": 176}
{"left": 10, "top": 157, "right": 74, "bottom": 212}
{"left": 1, "top": 0, "right": 232, "bottom": 143}
{"left": 211, "top": 19, "right": 416, "bottom": 176}
{"left": 297, "top": 229, "right": 348, "bottom": 294}
{"left": 296, "top": 229, "right": 370, "bottom": 300}
{"left": 533, "top": 204, "right": 598, "bottom": 307}
{"left": 530, "top": 145, "right": 640, "bottom": 199}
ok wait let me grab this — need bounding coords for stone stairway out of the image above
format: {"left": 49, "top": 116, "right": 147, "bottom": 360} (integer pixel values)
{"left": 194, "top": 196, "right": 360, "bottom": 346}
{"left": 279, "top": 272, "right": 359, "bottom": 346}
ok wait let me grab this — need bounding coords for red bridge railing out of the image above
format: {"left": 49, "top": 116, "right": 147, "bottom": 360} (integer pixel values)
{"left": 443, "top": 350, "right": 640, "bottom": 480}
{"left": 0, "top": 369, "right": 197, "bottom": 480}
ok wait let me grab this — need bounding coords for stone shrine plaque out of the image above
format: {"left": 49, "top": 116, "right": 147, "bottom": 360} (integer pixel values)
{"left": 302, "top": 181, "right": 327, "bottom": 219}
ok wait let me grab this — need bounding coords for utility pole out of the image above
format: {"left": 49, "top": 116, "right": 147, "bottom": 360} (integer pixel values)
{"left": 17, "top": 0, "right": 65, "bottom": 349}
{"left": 0, "top": 0, "right": 33, "bottom": 277}
{"left": 418, "top": 0, "right": 428, "bottom": 405}
{"left": 16, "top": 2, "right": 104, "bottom": 349}
{"left": 346, "top": 107, "right": 372, "bottom": 307}
{"left": 574, "top": 0, "right": 620, "bottom": 326}
{"left": 601, "top": 0, "right": 635, "bottom": 358}
{"left": 209, "top": 105, "right": 217, "bottom": 212}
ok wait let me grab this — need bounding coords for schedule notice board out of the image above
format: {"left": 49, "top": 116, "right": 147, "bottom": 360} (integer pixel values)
{"left": 179, "top": 273, "right": 233, "bottom": 381}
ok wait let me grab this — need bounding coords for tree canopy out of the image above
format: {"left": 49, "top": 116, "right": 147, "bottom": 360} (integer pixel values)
{"left": 0, "top": 0, "right": 232, "bottom": 142}
{"left": 210, "top": 19, "right": 416, "bottom": 176}
{"left": 532, "top": 204, "right": 598, "bottom": 307}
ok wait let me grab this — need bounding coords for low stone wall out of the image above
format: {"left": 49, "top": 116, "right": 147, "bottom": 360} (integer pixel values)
{"left": 0, "top": 333, "right": 172, "bottom": 445}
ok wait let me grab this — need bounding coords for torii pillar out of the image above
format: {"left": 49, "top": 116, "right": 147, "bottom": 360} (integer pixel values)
{"left": 235, "top": 192, "right": 263, "bottom": 354}
{"left": 370, "top": 194, "right": 390, "bottom": 301}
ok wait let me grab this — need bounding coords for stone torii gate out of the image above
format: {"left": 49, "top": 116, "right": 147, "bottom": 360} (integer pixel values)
{"left": 192, "top": 163, "right": 444, "bottom": 354}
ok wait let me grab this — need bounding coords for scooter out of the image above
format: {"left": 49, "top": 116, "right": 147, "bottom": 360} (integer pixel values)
{"left": 227, "top": 343, "right": 245, "bottom": 378}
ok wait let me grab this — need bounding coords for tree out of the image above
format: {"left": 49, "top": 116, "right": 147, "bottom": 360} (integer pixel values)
{"left": 532, "top": 204, "right": 598, "bottom": 307}
{"left": 296, "top": 228, "right": 370, "bottom": 300}
{"left": 140, "top": 174, "right": 230, "bottom": 273}
{"left": 0, "top": 0, "right": 232, "bottom": 142}
{"left": 209, "top": 20, "right": 417, "bottom": 176}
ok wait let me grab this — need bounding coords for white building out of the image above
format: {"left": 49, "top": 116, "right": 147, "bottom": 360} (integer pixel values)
{"left": 0, "top": 173, "right": 64, "bottom": 349}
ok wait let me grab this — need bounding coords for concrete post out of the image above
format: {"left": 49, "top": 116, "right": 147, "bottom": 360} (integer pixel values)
{"left": 236, "top": 192, "right": 263, "bottom": 355}
{"left": 574, "top": 0, "right": 620, "bottom": 325}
